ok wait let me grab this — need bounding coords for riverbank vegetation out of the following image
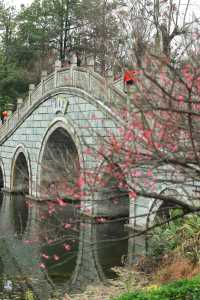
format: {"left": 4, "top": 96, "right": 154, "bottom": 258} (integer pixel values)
{"left": 112, "top": 212, "right": 200, "bottom": 300}
{"left": 113, "top": 276, "right": 200, "bottom": 300}
{"left": 67, "top": 212, "right": 200, "bottom": 299}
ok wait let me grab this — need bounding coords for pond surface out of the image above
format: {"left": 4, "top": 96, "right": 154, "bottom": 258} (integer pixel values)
{"left": 0, "top": 192, "right": 137, "bottom": 297}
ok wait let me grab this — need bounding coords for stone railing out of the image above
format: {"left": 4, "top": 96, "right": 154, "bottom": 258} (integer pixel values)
{"left": 0, "top": 62, "right": 127, "bottom": 142}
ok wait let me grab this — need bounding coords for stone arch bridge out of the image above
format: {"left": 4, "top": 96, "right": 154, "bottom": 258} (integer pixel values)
{"left": 0, "top": 62, "right": 193, "bottom": 298}
{"left": 0, "top": 62, "right": 133, "bottom": 298}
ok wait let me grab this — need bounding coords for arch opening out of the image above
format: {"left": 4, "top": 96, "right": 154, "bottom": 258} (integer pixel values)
{"left": 146, "top": 188, "right": 184, "bottom": 230}
{"left": 40, "top": 127, "right": 80, "bottom": 197}
{"left": 12, "top": 152, "right": 29, "bottom": 237}
{"left": 39, "top": 127, "right": 80, "bottom": 284}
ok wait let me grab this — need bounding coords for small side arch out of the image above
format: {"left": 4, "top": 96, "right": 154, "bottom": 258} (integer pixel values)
{"left": 10, "top": 145, "right": 32, "bottom": 195}
{"left": 146, "top": 187, "right": 189, "bottom": 229}
{"left": 10, "top": 145, "right": 32, "bottom": 237}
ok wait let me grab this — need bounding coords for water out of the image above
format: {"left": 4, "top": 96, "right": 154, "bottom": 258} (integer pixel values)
{"left": 95, "top": 220, "right": 129, "bottom": 278}
{"left": 0, "top": 192, "right": 132, "bottom": 297}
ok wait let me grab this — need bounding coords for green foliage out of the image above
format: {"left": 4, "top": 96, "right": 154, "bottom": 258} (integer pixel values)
{"left": 0, "top": 62, "right": 28, "bottom": 109}
{"left": 148, "top": 211, "right": 200, "bottom": 263}
{"left": 112, "top": 275, "right": 200, "bottom": 300}
{"left": 0, "top": 2, "right": 30, "bottom": 109}
{"left": 0, "top": 0, "right": 124, "bottom": 106}
{"left": 17, "top": 0, "right": 81, "bottom": 62}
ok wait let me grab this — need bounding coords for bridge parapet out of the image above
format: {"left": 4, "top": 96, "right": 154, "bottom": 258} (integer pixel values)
{"left": 0, "top": 63, "right": 126, "bottom": 143}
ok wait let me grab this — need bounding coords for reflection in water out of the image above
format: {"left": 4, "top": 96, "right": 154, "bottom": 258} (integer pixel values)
{"left": 95, "top": 219, "right": 128, "bottom": 278}
{"left": 0, "top": 193, "right": 134, "bottom": 293}
{"left": 0, "top": 191, "right": 3, "bottom": 210}
{"left": 0, "top": 165, "right": 4, "bottom": 209}
{"left": 39, "top": 202, "right": 80, "bottom": 285}
{"left": 0, "top": 257, "right": 4, "bottom": 278}
{"left": 11, "top": 193, "right": 29, "bottom": 237}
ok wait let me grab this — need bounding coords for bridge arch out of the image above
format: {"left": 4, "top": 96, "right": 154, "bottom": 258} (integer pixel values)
{"left": 146, "top": 187, "right": 189, "bottom": 229}
{"left": 11, "top": 145, "right": 31, "bottom": 237}
{"left": 37, "top": 117, "right": 83, "bottom": 198}
{"left": 11, "top": 145, "right": 32, "bottom": 194}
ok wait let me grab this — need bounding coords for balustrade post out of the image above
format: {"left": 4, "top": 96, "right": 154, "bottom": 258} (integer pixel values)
{"left": 88, "top": 71, "right": 91, "bottom": 93}
{"left": 87, "top": 56, "right": 95, "bottom": 72}
{"left": 17, "top": 98, "right": 23, "bottom": 119}
{"left": 54, "top": 60, "right": 61, "bottom": 88}
{"left": 71, "top": 53, "right": 77, "bottom": 67}
{"left": 41, "top": 70, "right": 47, "bottom": 94}
{"left": 70, "top": 54, "right": 77, "bottom": 86}
{"left": 106, "top": 69, "right": 113, "bottom": 84}
{"left": 5, "top": 103, "right": 13, "bottom": 129}
{"left": 29, "top": 84, "right": 35, "bottom": 104}
{"left": 87, "top": 57, "right": 95, "bottom": 92}
{"left": 17, "top": 98, "right": 23, "bottom": 110}
{"left": 106, "top": 69, "right": 113, "bottom": 103}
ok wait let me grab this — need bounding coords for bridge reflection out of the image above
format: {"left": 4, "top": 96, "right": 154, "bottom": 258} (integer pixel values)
{"left": 0, "top": 191, "right": 134, "bottom": 298}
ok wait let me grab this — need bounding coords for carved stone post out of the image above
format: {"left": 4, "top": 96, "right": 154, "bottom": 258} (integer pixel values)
{"left": 54, "top": 60, "right": 61, "bottom": 88}
{"left": 106, "top": 69, "right": 113, "bottom": 84}
{"left": 17, "top": 98, "right": 23, "bottom": 119}
{"left": 69, "top": 54, "right": 77, "bottom": 85}
{"left": 17, "top": 98, "right": 23, "bottom": 109}
{"left": 71, "top": 53, "right": 77, "bottom": 67}
{"left": 87, "top": 56, "right": 95, "bottom": 71}
{"left": 29, "top": 84, "right": 35, "bottom": 104}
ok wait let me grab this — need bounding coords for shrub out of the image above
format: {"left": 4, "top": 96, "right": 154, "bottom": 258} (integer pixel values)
{"left": 112, "top": 275, "right": 200, "bottom": 300}
{"left": 148, "top": 211, "right": 200, "bottom": 264}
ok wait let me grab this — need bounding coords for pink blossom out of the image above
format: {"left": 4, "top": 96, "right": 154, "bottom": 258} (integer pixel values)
{"left": 64, "top": 223, "right": 72, "bottom": 229}
{"left": 75, "top": 204, "right": 81, "bottom": 209}
{"left": 63, "top": 244, "right": 71, "bottom": 251}
{"left": 77, "top": 176, "right": 85, "bottom": 189}
{"left": 143, "top": 129, "right": 152, "bottom": 142}
{"left": 129, "top": 191, "right": 137, "bottom": 199}
{"left": 84, "top": 147, "right": 93, "bottom": 155}
{"left": 57, "top": 198, "right": 67, "bottom": 207}
{"left": 131, "top": 170, "right": 141, "bottom": 177}
{"left": 42, "top": 254, "right": 49, "bottom": 260}
{"left": 147, "top": 169, "right": 153, "bottom": 177}
{"left": 39, "top": 263, "right": 46, "bottom": 269}
{"left": 124, "top": 130, "right": 134, "bottom": 142}
{"left": 53, "top": 255, "right": 60, "bottom": 261}
{"left": 48, "top": 203, "right": 55, "bottom": 215}
{"left": 96, "top": 217, "right": 106, "bottom": 223}
{"left": 112, "top": 199, "right": 118, "bottom": 205}
{"left": 171, "top": 145, "right": 178, "bottom": 152}
{"left": 47, "top": 239, "right": 53, "bottom": 244}
{"left": 178, "top": 95, "right": 184, "bottom": 103}
{"left": 84, "top": 207, "right": 92, "bottom": 214}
